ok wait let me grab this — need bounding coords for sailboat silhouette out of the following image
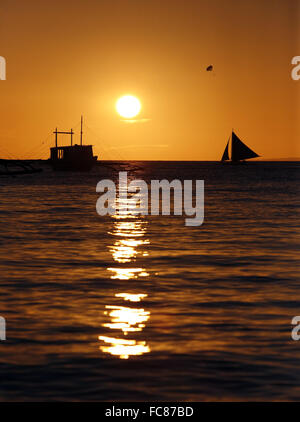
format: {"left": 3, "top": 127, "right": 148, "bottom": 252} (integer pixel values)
{"left": 221, "top": 131, "right": 259, "bottom": 163}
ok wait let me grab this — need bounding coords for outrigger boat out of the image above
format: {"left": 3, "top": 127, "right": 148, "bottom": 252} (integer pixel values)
{"left": 49, "top": 116, "right": 97, "bottom": 171}
{"left": 0, "top": 159, "right": 43, "bottom": 176}
{"left": 221, "top": 131, "right": 259, "bottom": 164}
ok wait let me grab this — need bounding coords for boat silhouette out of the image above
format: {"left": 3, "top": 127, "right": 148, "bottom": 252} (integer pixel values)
{"left": 221, "top": 131, "right": 259, "bottom": 164}
{"left": 0, "top": 159, "right": 43, "bottom": 176}
{"left": 49, "top": 116, "right": 98, "bottom": 171}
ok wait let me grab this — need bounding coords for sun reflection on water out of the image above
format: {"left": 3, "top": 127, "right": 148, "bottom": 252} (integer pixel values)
{"left": 99, "top": 336, "right": 150, "bottom": 360}
{"left": 107, "top": 267, "right": 149, "bottom": 280}
{"left": 99, "top": 192, "right": 151, "bottom": 359}
{"left": 109, "top": 238, "right": 149, "bottom": 263}
{"left": 103, "top": 305, "right": 150, "bottom": 334}
{"left": 115, "top": 293, "right": 148, "bottom": 302}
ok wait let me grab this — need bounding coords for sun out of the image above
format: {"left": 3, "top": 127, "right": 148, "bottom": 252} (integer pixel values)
{"left": 116, "top": 95, "right": 141, "bottom": 119}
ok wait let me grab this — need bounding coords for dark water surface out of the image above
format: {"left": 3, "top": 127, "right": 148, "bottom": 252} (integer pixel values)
{"left": 0, "top": 161, "right": 299, "bottom": 401}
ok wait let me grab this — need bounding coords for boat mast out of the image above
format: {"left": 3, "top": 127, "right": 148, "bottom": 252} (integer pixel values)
{"left": 80, "top": 116, "right": 83, "bottom": 146}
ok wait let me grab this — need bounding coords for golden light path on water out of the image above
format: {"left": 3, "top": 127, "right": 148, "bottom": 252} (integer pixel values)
{"left": 99, "top": 336, "right": 150, "bottom": 360}
{"left": 115, "top": 293, "right": 148, "bottom": 302}
{"left": 107, "top": 267, "right": 149, "bottom": 280}
{"left": 98, "top": 193, "right": 151, "bottom": 359}
{"left": 103, "top": 305, "right": 150, "bottom": 333}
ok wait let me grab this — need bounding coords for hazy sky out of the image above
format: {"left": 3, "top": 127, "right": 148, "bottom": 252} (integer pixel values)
{"left": 0, "top": 0, "right": 299, "bottom": 160}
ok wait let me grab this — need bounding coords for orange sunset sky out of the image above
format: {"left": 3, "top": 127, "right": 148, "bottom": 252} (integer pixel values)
{"left": 0, "top": 0, "right": 299, "bottom": 160}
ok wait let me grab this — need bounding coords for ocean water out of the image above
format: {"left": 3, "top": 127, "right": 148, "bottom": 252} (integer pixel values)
{"left": 0, "top": 161, "right": 299, "bottom": 401}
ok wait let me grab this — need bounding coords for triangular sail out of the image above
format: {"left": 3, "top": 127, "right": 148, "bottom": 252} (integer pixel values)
{"left": 231, "top": 131, "right": 259, "bottom": 161}
{"left": 221, "top": 140, "right": 229, "bottom": 161}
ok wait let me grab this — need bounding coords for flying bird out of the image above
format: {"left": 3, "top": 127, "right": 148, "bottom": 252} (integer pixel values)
{"left": 206, "top": 65, "right": 213, "bottom": 72}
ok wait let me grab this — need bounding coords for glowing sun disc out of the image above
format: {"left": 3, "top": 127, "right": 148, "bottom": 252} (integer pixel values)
{"left": 116, "top": 95, "right": 141, "bottom": 119}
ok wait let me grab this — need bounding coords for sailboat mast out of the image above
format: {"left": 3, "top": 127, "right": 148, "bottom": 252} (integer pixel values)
{"left": 80, "top": 116, "right": 83, "bottom": 146}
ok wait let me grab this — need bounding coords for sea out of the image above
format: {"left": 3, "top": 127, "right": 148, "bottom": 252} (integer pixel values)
{"left": 0, "top": 161, "right": 299, "bottom": 401}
